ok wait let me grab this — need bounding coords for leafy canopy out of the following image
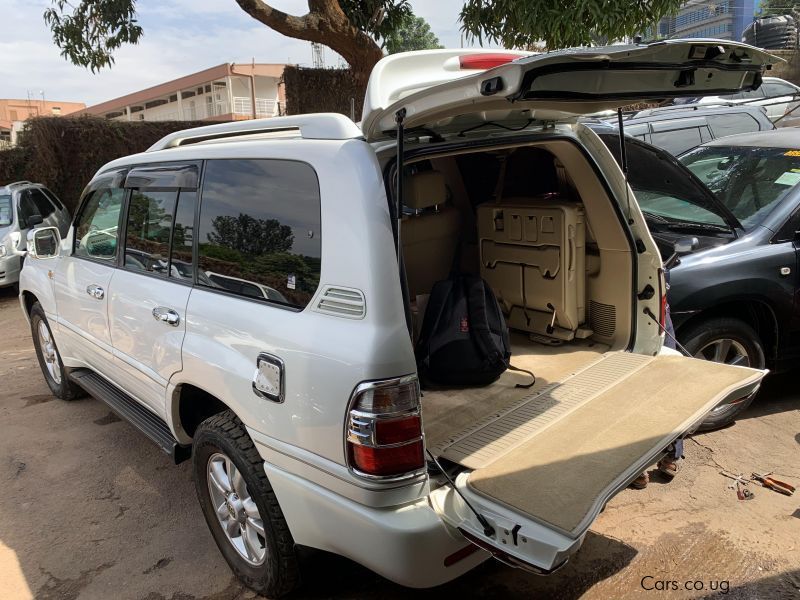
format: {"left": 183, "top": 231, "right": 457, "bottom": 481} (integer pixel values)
{"left": 44, "top": 0, "right": 143, "bottom": 72}
{"left": 460, "top": 0, "right": 685, "bottom": 49}
{"left": 385, "top": 14, "right": 443, "bottom": 54}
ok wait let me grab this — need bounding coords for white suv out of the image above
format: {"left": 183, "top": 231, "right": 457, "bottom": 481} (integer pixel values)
{"left": 20, "top": 41, "right": 771, "bottom": 596}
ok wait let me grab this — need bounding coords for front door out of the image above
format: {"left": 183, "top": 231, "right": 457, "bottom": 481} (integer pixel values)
{"left": 53, "top": 172, "right": 126, "bottom": 376}
{"left": 107, "top": 164, "right": 198, "bottom": 418}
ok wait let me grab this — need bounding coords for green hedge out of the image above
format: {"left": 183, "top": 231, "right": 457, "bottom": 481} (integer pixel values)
{"left": 0, "top": 116, "right": 217, "bottom": 213}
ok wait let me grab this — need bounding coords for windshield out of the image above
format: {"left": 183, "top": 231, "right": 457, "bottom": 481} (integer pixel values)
{"left": 679, "top": 145, "right": 800, "bottom": 230}
{"left": 0, "top": 194, "right": 12, "bottom": 227}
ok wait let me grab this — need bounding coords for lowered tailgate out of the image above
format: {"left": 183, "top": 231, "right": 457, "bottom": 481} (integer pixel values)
{"left": 429, "top": 352, "right": 763, "bottom": 572}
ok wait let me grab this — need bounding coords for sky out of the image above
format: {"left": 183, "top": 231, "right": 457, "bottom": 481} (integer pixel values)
{"left": 0, "top": 0, "right": 501, "bottom": 107}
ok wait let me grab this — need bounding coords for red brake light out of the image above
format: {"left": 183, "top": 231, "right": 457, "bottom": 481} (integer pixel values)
{"left": 346, "top": 377, "right": 425, "bottom": 479}
{"left": 349, "top": 440, "right": 424, "bottom": 477}
{"left": 459, "top": 53, "right": 520, "bottom": 70}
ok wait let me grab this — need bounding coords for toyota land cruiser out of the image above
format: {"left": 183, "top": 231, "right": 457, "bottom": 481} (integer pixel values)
{"left": 19, "top": 41, "right": 773, "bottom": 596}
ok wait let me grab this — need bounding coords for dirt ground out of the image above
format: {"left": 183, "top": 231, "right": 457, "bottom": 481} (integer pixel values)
{"left": 0, "top": 286, "right": 798, "bottom": 600}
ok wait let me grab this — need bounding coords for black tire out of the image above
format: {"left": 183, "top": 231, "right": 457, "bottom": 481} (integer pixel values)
{"left": 192, "top": 411, "right": 299, "bottom": 597}
{"left": 680, "top": 317, "right": 765, "bottom": 431}
{"left": 30, "top": 302, "right": 85, "bottom": 401}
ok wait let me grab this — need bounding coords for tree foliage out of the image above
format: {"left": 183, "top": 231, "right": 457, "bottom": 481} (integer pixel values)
{"left": 44, "top": 0, "right": 143, "bottom": 72}
{"left": 385, "top": 14, "right": 443, "bottom": 54}
{"left": 208, "top": 213, "right": 294, "bottom": 256}
{"left": 459, "top": 0, "right": 685, "bottom": 49}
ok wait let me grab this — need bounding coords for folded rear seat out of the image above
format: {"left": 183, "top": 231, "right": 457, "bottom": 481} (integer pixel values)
{"left": 477, "top": 194, "right": 588, "bottom": 341}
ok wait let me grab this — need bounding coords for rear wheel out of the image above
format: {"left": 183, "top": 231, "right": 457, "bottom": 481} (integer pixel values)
{"left": 192, "top": 411, "right": 299, "bottom": 597}
{"left": 680, "top": 317, "right": 765, "bottom": 431}
{"left": 30, "top": 302, "right": 84, "bottom": 401}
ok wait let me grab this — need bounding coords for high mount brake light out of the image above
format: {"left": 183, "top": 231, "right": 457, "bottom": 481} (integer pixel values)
{"left": 346, "top": 377, "right": 425, "bottom": 479}
{"left": 459, "top": 53, "right": 520, "bottom": 70}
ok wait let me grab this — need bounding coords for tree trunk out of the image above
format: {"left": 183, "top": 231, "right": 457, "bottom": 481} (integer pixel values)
{"left": 235, "top": 0, "right": 383, "bottom": 89}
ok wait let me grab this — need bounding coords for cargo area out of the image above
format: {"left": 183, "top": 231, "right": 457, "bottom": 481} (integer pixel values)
{"left": 399, "top": 138, "right": 766, "bottom": 549}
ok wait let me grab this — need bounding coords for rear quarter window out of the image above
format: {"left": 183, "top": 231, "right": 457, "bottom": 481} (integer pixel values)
{"left": 706, "top": 113, "right": 761, "bottom": 139}
{"left": 197, "top": 159, "right": 321, "bottom": 309}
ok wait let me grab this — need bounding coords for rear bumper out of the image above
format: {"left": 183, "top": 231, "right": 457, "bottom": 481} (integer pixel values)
{"left": 263, "top": 462, "right": 489, "bottom": 588}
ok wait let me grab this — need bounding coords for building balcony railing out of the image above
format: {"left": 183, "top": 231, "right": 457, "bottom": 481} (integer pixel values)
{"left": 232, "top": 97, "right": 279, "bottom": 118}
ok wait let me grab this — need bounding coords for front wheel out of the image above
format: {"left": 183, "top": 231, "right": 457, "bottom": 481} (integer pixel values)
{"left": 30, "top": 302, "right": 85, "bottom": 401}
{"left": 680, "top": 317, "right": 765, "bottom": 431}
{"left": 192, "top": 411, "right": 299, "bottom": 597}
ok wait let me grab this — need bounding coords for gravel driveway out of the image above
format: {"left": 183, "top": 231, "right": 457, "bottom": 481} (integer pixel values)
{"left": 0, "top": 287, "right": 798, "bottom": 599}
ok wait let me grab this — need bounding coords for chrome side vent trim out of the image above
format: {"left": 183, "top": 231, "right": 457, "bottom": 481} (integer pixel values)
{"left": 315, "top": 286, "right": 366, "bottom": 319}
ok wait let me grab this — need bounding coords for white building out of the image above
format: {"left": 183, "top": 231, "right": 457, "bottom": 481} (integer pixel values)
{"left": 77, "top": 63, "right": 287, "bottom": 122}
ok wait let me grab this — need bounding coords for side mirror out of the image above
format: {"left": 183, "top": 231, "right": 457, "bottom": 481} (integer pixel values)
{"left": 27, "top": 226, "right": 61, "bottom": 259}
{"left": 673, "top": 236, "right": 700, "bottom": 255}
{"left": 24, "top": 214, "right": 43, "bottom": 229}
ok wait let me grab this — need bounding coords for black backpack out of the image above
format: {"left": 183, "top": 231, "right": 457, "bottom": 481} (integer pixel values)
{"left": 415, "top": 274, "right": 535, "bottom": 388}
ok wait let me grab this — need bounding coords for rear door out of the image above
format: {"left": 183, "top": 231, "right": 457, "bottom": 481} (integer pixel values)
{"left": 362, "top": 40, "right": 778, "bottom": 141}
{"left": 429, "top": 351, "right": 764, "bottom": 572}
{"left": 106, "top": 164, "right": 198, "bottom": 418}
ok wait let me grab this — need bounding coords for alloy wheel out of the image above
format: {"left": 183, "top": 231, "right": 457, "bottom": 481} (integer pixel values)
{"left": 37, "top": 320, "right": 61, "bottom": 385}
{"left": 206, "top": 452, "right": 267, "bottom": 566}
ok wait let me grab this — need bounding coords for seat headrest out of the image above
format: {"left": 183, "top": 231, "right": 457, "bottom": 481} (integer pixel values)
{"left": 404, "top": 170, "right": 446, "bottom": 210}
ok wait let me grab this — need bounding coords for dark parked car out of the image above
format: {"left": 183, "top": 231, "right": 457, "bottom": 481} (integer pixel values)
{"left": 596, "top": 127, "right": 800, "bottom": 428}
{"left": 598, "top": 103, "right": 775, "bottom": 157}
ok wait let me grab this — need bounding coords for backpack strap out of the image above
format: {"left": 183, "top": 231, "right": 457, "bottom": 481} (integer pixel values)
{"left": 508, "top": 364, "right": 536, "bottom": 389}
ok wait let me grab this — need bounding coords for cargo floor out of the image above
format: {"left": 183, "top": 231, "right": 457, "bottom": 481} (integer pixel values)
{"left": 434, "top": 353, "right": 763, "bottom": 537}
{"left": 421, "top": 335, "right": 608, "bottom": 449}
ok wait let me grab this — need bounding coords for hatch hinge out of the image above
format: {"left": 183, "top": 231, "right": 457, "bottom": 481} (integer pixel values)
{"left": 637, "top": 284, "right": 655, "bottom": 301}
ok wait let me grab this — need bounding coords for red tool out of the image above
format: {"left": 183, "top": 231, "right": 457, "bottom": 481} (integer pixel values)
{"left": 751, "top": 472, "right": 795, "bottom": 496}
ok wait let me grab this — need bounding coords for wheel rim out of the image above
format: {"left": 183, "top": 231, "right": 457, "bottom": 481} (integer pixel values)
{"left": 37, "top": 320, "right": 61, "bottom": 385}
{"left": 206, "top": 452, "right": 267, "bottom": 566}
{"left": 694, "top": 338, "right": 750, "bottom": 416}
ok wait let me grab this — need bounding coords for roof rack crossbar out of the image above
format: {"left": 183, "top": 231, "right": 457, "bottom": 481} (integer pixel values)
{"left": 147, "top": 113, "right": 363, "bottom": 152}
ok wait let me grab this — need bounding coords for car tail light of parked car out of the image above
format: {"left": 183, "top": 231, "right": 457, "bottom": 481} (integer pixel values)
{"left": 456, "top": 53, "right": 522, "bottom": 70}
{"left": 346, "top": 376, "right": 425, "bottom": 479}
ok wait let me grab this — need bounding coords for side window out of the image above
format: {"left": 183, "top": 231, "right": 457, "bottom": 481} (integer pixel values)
{"left": 650, "top": 127, "right": 703, "bottom": 156}
{"left": 197, "top": 159, "right": 322, "bottom": 308}
{"left": 17, "top": 191, "right": 38, "bottom": 227}
{"left": 29, "top": 189, "right": 57, "bottom": 218}
{"left": 706, "top": 114, "right": 760, "bottom": 138}
{"left": 40, "top": 188, "right": 65, "bottom": 211}
{"left": 123, "top": 190, "right": 177, "bottom": 276}
{"left": 169, "top": 191, "right": 196, "bottom": 282}
{"left": 763, "top": 82, "right": 796, "bottom": 97}
{"left": 74, "top": 187, "right": 125, "bottom": 261}
{"left": 775, "top": 208, "right": 800, "bottom": 243}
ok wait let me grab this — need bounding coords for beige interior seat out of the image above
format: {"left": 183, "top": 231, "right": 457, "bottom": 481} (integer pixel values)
{"left": 402, "top": 171, "right": 460, "bottom": 299}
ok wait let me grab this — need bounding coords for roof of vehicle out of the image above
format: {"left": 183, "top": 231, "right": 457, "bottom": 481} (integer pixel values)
{"left": 622, "top": 103, "right": 770, "bottom": 122}
{"left": 701, "top": 127, "right": 800, "bottom": 148}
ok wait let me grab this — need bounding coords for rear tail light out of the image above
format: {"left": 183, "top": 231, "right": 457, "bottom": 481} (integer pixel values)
{"left": 346, "top": 376, "right": 425, "bottom": 479}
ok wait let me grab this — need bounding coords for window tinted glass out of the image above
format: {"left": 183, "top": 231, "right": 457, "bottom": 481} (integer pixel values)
{"left": 763, "top": 82, "right": 796, "bottom": 97}
{"left": 29, "top": 189, "right": 56, "bottom": 218}
{"left": 706, "top": 113, "right": 760, "bottom": 138}
{"left": 41, "top": 188, "right": 65, "bottom": 210}
{"left": 17, "top": 191, "right": 38, "bottom": 227}
{"left": 649, "top": 127, "right": 704, "bottom": 156}
{"left": 0, "top": 194, "right": 12, "bottom": 226}
{"left": 74, "top": 188, "right": 124, "bottom": 260}
{"left": 198, "top": 159, "right": 321, "bottom": 308}
{"left": 170, "top": 191, "right": 196, "bottom": 282}
{"left": 124, "top": 190, "right": 176, "bottom": 276}
{"left": 681, "top": 145, "right": 800, "bottom": 229}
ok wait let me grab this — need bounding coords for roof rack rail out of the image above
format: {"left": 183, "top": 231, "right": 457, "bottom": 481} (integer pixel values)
{"left": 7, "top": 180, "right": 33, "bottom": 187}
{"left": 147, "top": 113, "right": 363, "bottom": 152}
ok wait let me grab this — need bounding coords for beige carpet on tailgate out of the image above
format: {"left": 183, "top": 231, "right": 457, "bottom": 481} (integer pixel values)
{"left": 466, "top": 355, "right": 762, "bottom": 536}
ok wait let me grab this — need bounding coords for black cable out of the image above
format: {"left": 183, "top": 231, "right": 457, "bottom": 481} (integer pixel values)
{"left": 426, "top": 449, "right": 495, "bottom": 537}
{"left": 643, "top": 307, "right": 692, "bottom": 357}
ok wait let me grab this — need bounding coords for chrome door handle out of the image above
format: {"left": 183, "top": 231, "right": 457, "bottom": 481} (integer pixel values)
{"left": 86, "top": 284, "right": 104, "bottom": 300}
{"left": 152, "top": 306, "right": 180, "bottom": 326}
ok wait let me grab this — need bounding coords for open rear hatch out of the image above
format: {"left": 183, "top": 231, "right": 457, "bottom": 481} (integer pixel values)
{"left": 428, "top": 352, "right": 763, "bottom": 572}
{"left": 362, "top": 40, "right": 779, "bottom": 141}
